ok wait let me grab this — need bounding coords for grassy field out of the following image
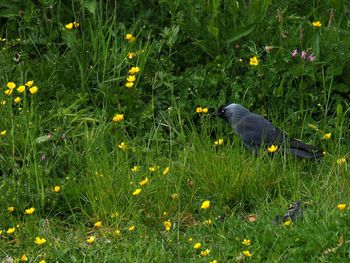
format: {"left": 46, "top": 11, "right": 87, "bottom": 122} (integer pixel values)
{"left": 1, "top": 1, "right": 350, "bottom": 262}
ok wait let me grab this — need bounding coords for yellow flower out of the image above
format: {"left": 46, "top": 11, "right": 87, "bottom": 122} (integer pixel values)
{"left": 65, "top": 23, "right": 74, "bottom": 30}
{"left": 127, "top": 52, "right": 136, "bottom": 59}
{"left": 118, "top": 141, "right": 127, "bottom": 150}
{"left": 29, "top": 86, "right": 38, "bottom": 94}
{"left": 202, "top": 108, "right": 208, "bottom": 113}
{"left": 1, "top": 130, "right": 7, "bottom": 136}
{"left": 17, "top": 85, "right": 25, "bottom": 93}
{"left": 128, "top": 225, "right": 136, "bottom": 231}
{"left": 193, "top": 242, "right": 202, "bottom": 249}
{"left": 73, "top": 21, "right": 80, "bottom": 28}
{"left": 201, "top": 200, "right": 210, "bottom": 209}
{"left": 171, "top": 193, "right": 178, "bottom": 200}
{"left": 149, "top": 166, "right": 158, "bottom": 172}
{"left": 337, "top": 157, "right": 346, "bottom": 165}
{"left": 188, "top": 237, "right": 193, "bottom": 242}
{"left": 209, "top": 260, "right": 218, "bottom": 263}
{"left": 34, "top": 236, "right": 46, "bottom": 245}
{"left": 25, "top": 207, "right": 35, "bottom": 215}
{"left": 7, "top": 206, "right": 15, "bottom": 212}
{"left": 125, "top": 33, "right": 136, "bottom": 43}
{"left": 139, "top": 177, "right": 149, "bottom": 186}
{"left": 204, "top": 219, "right": 213, "bottom": 225}
{"left": 127, "top": 75, "right": 136, "bottom": 82}
{"left": 196, "top": 107, "right": 203, "bottom": 113}
{"left": 200, "top": 248, "right": 211, "bottom": 257}
{"left": 214, "top": 139, "right": 224, "bottom": 145}
{"left": 242, "top": 239, "right": 251, "bottom": 246}
{"left": 312, "top": 21, "right": 322, "bottom": 27}
{"left": 163, "top": 220, "right": 172, "bottom": 231}
{"left": 7, "top": 227, "right": 15, "bottom": 234}
{"left": 337, "top": 203, "right": 346, "bottom": 211}
{"left": 243, "top": 250, "right": 252, "bottom": 257}
{"left": 131, "top": 165, "right": 140, "bottom": 172}
{"left": 0, "top": 230, "right": 2, "bottom": 235}
{"left": 4, "top": 89, "right": 13, "bottom": 95}
{"left": 39, "top": 260, "right": 46, "bottom": 263}
{"left": 249, "top": 56, "right": 259, "bottom": 66}
{"left": 114, "top": 229, "right": 121, "bottom": 236}
{"left": 86, "top": 236, "right": 95, "bottom": 244}
{"left": 52, "top": 185, "right": 61, "bottom": 193}
{"left": 268, "top": 144, "right": 278, "bottom": 153}
{"left": 25, "top": 80, "right": 34, "bottom": 87}
{"left": 283, "top": 219, "right": 292, "bottom": 227}
{"left": 125, "top": 82, "right": 134, "bottom": 88}
{"left": 163, "top": 167, "right": 170, "bottom": 175}
{"left": 14, "top": 97, "right": 21, "bottom": 104}
{"left": 323, "top": 133, "right": 331, "bottom": 139}
{"left": 1, "top": 100, "right": 6, "bottom": 105}
{"left": 21, "top": 255, "right": 28, "bottom": 262}
{"left": 94, "top": 221, "right": 102, "bottom": 228}
{"left": 112, "top": 113, "right": 124, "bottom": 122}
{"left": 7, "top": 82, "right": 16, "bottom": 89}
{"left": 128, "top": 66, "right": 140, "bottom": 75}
{"left": 132, "top": 188, "right": 142, "bottom": 196}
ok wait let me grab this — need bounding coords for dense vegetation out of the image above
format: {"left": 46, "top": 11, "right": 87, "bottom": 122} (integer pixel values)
{"left": 1, "top": 1, "right": 350, "bottom": 262}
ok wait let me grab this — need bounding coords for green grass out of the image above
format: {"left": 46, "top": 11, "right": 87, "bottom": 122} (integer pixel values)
{"left": 1, "top": 0, "right": 350, "bottom": 262}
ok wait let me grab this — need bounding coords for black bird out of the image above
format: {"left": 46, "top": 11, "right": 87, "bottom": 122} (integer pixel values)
{"left": 217, "top": 103, "right": 324, "bottom": 159}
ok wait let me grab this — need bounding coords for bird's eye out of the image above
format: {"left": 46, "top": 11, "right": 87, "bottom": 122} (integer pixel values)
{"left": 221, "top": 109, "right": 225, "bottom": 114}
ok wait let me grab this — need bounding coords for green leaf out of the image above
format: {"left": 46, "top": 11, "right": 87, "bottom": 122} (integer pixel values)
{"left": 226, "top": 24, "right": 256, "bottom": 44}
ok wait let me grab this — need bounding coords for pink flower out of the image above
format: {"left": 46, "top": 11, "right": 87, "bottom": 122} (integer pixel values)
{"left": 301, "top": 50, "right": 307, "bottom": 60}
{"left": 291, "top": 49, "right": 298, "bottom": 58}
{"left": 308, "top": 53, "right": 316, "bottom": 62}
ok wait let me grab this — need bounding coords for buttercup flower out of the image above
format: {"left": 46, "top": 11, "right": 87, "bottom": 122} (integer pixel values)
{"left": 34, "top": 236, "right": 46, "bottom": 245}
{"left": 39, "top": 260, "right": 46, "bottom": 263}
{"left": 337, "top": 158, "right": 346, "bottom": 165}
{"left": 201, "top": 200, "right": 211, "bottom": 209}
{"left": 25, "top": 207, "right": 35, "bottom": 215}
{"left": 149, "top": 166, "right": 158, "bottom": 172}
{"left": 29, "top": 86, "right": 38, "bottom": 94}
{"left": 14, "top": 97, "right": 21, "bottom": 104}
{"left": 128, "top": 225, "right": 136, "bottom": 231}
{"left": 204, "top": 219, "right": 213, "bottom": 225}
{"left": 94, "top": 221, "right": 102, "bottom": 228}
{"left": 118, "top": 142, "right": 127, "bottom": 150}
{"left": 7, "top": 227, "right": 15, "bottom": 234}
{"left": 1, "top": 100, "right": 5, "bottom": 105}
{"left": 8, "top": 206, "right": 15, "bottom": 212}
{"left": 17, "top": 85, "right": 25, "bottom": 93}
{"left": 242, "top": 239, "right": 251, "bottom": 246}
{"left": 4, "top": 89, "right": 13, "bottom": 95}
{"left": 214, "top": 139, "right": 224, "bottom": 145}
{"left": 21, "top": 255, "right": 28, "bottom": 262}
{"left": 268, "top": 145, "right": 278, "bottom": 153}
{"left": 163, "top": 167, "right": 170, "bottom": 175}
{"left": 200, "top": 248, "right": 211, "bottom": 257}
{"left": 196, "top": 107, "right": 203, "bottom": 113}
{"left": 131, "top": 165, "right": 140, "bottom": 172}
{"left": 128, "top": 66, "right": 140, "bottom": 75}
{"left": 209, "top": 260, "right": 218, "bottom": 263}
{"left": 73, "top": 21, "right": 80, "bottom": 28}
{"left": 283, "top": 219, "right": 292, "bottom": 226}
{"left": 193, "top": 242, "right": 202, "bottom": 249}
{"left": 0, "top": 130, "right": 6, "bottom": 136}
{"left": 127, "top": 52, "right": 136, "bottom": 59}
{"left": 163, "top": 220, "right": 172, "bottom": 231}
{"left": 127, "top": 75, "right": 136, "bottom": 82}
{"left": 86, "top": 236, "right": 95, "bottom": 244}
{"left": 202, "top": 108, "right": 208, "bottom": 113}
{"left": 52, "top": 186, "right": 61, "bottom": 193}
{"left": 312, "top": 21, "right": 322, "bottom": 27}
{"left": 7, "top": 82, "right": 16, "bottom": 89}
{"left": 323, "top": 133, "right": 331, "bottom": 140}
{"left": 139, "top": 177, "right": 149, "bottom": 186}
{"left": 125, "top": 33, "right": 136, "bottom": 43}
{"left": 132, "top": 188, "right": 142, "bottom": 196}
{"left": 112, "top": 114, "right": 124, "bottom": 122}
{"left": 249, "top": 56, "right": 259, "bottom": 66}
{"left": 65, "top": 23, "right": 74, "bottom": 30}
{"left": 337, "top": 203, "right": 346, "bottom": 211}
{"left": 125, "top": 82, "right": 134, "bottom": 88}
{"left": 25, "top": 80, "right": 34, "bottom": 87}
{"left": 243, "top": 250, "right": 252, "bottom": 257}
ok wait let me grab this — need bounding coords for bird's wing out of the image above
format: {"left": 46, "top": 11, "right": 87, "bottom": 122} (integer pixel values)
{"left": 234, "top": 113, "right": 283, "bottom": 148}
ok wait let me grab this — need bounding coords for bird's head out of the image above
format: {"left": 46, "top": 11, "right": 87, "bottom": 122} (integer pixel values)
{"left": 216, "top": 103, "right": 250, "bottom": 124}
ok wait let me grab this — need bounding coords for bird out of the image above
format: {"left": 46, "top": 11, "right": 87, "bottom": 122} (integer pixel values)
{"left": 216, "top": 103, "right": 324, "bottom": 159}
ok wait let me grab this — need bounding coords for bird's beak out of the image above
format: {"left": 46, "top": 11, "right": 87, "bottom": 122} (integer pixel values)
{"left": 210, "top": 110, "right": 218, "bottom": 117}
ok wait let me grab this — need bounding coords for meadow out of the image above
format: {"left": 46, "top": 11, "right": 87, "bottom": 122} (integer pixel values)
{"left": 1, "top": 1, "right": 350, "bottom": 262}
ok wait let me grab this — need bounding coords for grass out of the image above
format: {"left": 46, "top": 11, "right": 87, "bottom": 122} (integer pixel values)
{"left": 1, "top": 0, "right": 350, "bottom": 262}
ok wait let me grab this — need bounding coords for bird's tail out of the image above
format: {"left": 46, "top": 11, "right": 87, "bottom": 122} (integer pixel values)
{"left": 283, "top": 138, "right": 324, "bottom": 159}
